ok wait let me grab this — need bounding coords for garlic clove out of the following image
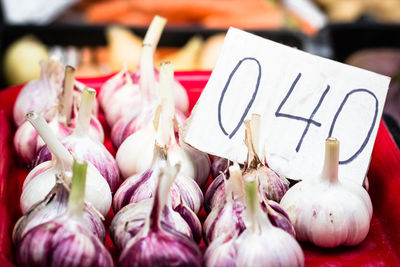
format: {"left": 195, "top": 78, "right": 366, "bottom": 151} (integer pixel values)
{"left": 280, "top": 137, "right": 373, "bottom": 248}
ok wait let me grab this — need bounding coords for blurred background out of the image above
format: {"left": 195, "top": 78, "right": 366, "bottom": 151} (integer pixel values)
{"left": 0, "top": 0, "right": 400, "bottom": 143}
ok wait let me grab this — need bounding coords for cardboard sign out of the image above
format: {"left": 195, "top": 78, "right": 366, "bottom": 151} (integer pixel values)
{"left": 184, "top": 28, "right": 390, "bottom": 184}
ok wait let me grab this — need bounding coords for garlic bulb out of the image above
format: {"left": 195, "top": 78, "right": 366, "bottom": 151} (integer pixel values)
{"left": 13, "top": 173, "right": 105, "bottom": 245}
{"left": 204, "top": 179, "right": 303, "bottom": 267}
{"left": 242, "top": 114, "right": 289, "bottom": 202}
{"left": 204, "top": 164, "right": 294, "bottom": 244}
{"left": 13, "top": 56, "right": 64, "bottom": 126}
{"left": 13, "top": 66, "right": 76, "bottom": 164}
{"left": 101, "top": 16, "right": 188, "bottom": 131}
{"left": 110, "top": 170, "right": 201, "bottom": 250}
{"left": 116, "top": 62, "right": 210, "bottom": 186}
{"left": 113, "top": 144, "right": 203, "bottom": 214}
{"left": 234, "top": 180, "right": 304, "bottom": 267}
{"left": 280, "top": 137, "right": 373, "bottom": 248}
{"left": 110, "top": 45, "right": 186, "bottom": 149}
{"left": 16, "top": 160, "right": 113, "bottom": 267}
{"left": 118, "top": 164, "right": 202, "bottom": 267}
{"left": 21, "top": 112, "right": 112, "bottom": 216}
{"left": 35, "top": 88, "right": 120, "bottom": 192}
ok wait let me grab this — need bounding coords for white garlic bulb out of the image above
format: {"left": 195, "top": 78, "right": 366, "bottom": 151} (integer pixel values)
{"left": 280, "top": 137, "right": 373, "bottom": 248}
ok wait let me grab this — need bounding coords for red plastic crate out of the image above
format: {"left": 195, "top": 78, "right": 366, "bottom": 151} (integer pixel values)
{"left": 1, "top": 71, "right": 400, "bottom": 266}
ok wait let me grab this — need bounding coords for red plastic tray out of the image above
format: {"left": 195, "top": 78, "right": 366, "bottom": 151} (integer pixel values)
{"left": 1, "top": 71, "right": 400, "bottom": 266}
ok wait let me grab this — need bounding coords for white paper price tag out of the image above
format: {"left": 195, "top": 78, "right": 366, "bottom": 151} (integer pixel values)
{"left": 184, "top": 28, "right": 390, "bottom": 184}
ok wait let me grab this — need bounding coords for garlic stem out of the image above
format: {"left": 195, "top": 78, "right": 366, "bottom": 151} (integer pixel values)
{"left": 67, "top": 160, "right": 88, "bottom": 218}
{"left": 244, "top": 118, "right": 261, "bottom": 168}
{"left": 139, "top": 44, "right": 156, "bottom": 104}
{"left": 150, "top": 164, "right": 180, "bottom": 231}
{"left": 245, "top": 179, "right": 268, "bottom": 233}
{"left": 321, "top": 137, "right": 340, "bottom": 183}
{"left": 249, "top": 114, "right": 261, "bottom": 157}
{"left": 60, "top": 66, "right": 75, "bottom": 124}
{"left": 74, "top": 88, "right": 96, "bottom": 137}
{"left": 143, "top": 15, "right": 167, "bottom": 53}
{"left": 26, "top": 112, "right": 73, "bottom": 167}
{"left": 159, "top": 61, "right": 175, "bottom": 120}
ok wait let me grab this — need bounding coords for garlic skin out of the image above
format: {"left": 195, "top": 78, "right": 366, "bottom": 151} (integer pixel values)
{"left": 13, "top": 177, "right": 106, "bottom": 245}
{"left": 280, "top": 138, "right": 373, "bottom": 248}
{"left": 13, "top": 56, "right": 64, "bottom": 126}
{"left": 21, "top": 112, "right": 112, "bottom": 216}
{"left": 118, "top": 164, "right": 202, "bottom": 267}
{"left": 113, "top": 144, "right": 203, "bottom": 214}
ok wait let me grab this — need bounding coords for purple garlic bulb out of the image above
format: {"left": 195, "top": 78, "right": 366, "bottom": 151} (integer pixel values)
{"left": 35, "top": 88, "right": 119, "bottom": 192}
{"left": 16, "top": 160, "right": 113, "bottom": 267}
{"left": 17, "top": 217, "right": 113, "bottom": 267}
{"left": 110, "top": 195, "right": 199, "bottom": 249}
{"left": 118, "top": 163, "right": 202, "bottom": 267}
{"left": 13, "top": 173, "right": 105, "bottom": 245}
{"left": 13, "top": 66, "right": 76, "bottom": 165}
{"left": 113, "top": 143, "right": 203, "bottom": 214}
{"left": 21, "top": 112, "right": 112, "bottom": 217}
